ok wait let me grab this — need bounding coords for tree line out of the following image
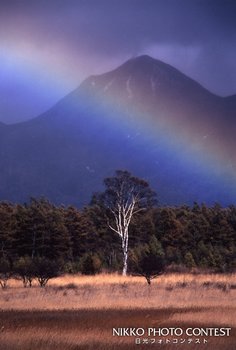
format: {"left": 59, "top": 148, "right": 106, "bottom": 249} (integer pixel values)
{"left": 0, "top": 171, "right": 235, "bottom": 287}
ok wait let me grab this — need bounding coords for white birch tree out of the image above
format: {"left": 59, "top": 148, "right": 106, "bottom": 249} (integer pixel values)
{"left": 93, "top": 170, "right": 156, "bottom": 276}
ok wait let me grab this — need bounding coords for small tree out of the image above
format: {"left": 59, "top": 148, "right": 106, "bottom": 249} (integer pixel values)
{"left": 14, "top": 256, "right": 35, "bottom": 287}
{"left": 131, "top": 236, "right": 165, "bottom": 285}
{"left": 33, "top": 257, "right": 60, "bottom": 287}
{"left": 184, "top": 252, "right": 196, "bottom": 269}
{"left": 80, "top": 253, "right": 102, "bottom": 275}
{"left": 0, "top": 257, "right": 12, "bottom": 289}
{"left": 134, "top": 253, "right": 165, "bottom": 285}
{"left": 92, "top": 170, "right": 156, "bottom": 275}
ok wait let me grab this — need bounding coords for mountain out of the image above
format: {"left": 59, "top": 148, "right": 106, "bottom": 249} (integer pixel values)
{"left": 0, "top": 55, "right": 236, "bottom": 206}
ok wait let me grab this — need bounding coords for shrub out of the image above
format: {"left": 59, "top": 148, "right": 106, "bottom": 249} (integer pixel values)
{"left": 80, "top": 253, "right": 102, "bottom": 275}
{"left": 0, "top": 257, "right": 12, "bottom": 289}
{"left": 134, "top": 253, "right": 165, "bottom": 285}
{"left": 14, "top": 256, "right": 35, "bottom": 287}
{"left": 33, "top": 257, "right": 61, "bottom": 287}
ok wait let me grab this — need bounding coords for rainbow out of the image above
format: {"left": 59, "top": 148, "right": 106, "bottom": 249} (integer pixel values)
{"left": 66, "top": 65, "right": 236, "bottom": 205}
{"left": 2, "top": 46, "right": 236, "bottom": 204}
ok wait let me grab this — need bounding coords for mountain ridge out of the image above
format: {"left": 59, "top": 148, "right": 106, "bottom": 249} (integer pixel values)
{"left": 0, "top": 55, "right": 236, "bottom": 206}
{"left": 0, "top": 55, "right": 233, "bottom": 126}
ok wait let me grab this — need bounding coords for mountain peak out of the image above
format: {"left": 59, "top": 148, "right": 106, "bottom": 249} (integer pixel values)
{"left": 81, "top": 54, "right": 214, "bottom": 104}
{"left": 128, "top": 55, "right": 155, "bottom": 63}
{"left": 118, "top": 54, "right": 169, "bottom": 73}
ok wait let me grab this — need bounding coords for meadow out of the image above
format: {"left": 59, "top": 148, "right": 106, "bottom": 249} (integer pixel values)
{"left": 0, "top": 273, "right": 235, "bottom": 350}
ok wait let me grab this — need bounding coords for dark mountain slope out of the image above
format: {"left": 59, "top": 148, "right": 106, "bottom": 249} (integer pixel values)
{"left": 0, "top": 56, "right": 235, "bottom": 206}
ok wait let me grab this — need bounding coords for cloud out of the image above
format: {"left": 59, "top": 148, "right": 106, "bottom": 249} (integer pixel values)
{"left": 1, "top": 0, "right": 236, "bottom": 53}
{"left": 0, "top": 0, "right": 236, "bottom": 123}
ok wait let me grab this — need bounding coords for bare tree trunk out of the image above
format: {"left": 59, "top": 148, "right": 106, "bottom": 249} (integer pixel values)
{"left": 121, "top": 227, "right": 129, "bottom": 276}
{"left": 122, "top": 249, "right": 128, "bottom": 276}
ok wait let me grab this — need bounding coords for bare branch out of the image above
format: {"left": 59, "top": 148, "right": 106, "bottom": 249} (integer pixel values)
{"left": 108, "top": 223, "right": 122, "bottom": 237}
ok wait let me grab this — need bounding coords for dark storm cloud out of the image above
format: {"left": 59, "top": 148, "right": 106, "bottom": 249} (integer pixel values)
{"left": 1, "top": 0, "right": 236, "bottom": 53}
{"left": 0, "top": 0, "right": 236, "bottom": 123}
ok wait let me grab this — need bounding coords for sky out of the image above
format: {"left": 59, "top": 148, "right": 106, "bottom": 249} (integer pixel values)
{"left": 0, "top": 0, "right": 236, "bottom": 124}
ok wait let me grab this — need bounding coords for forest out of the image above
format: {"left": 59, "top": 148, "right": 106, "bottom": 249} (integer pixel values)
{"left": 0, "top": 198, "right": 235, "bottom": 285}
{"left": 0, "top": 171, "right": 235, "bottom": 287}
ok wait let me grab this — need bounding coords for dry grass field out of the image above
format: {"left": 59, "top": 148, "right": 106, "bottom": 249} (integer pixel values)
{"left": 0, "top": 273, "right": 235, "bottom": 349}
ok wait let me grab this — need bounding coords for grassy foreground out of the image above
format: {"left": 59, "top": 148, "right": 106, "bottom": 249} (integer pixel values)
{"left": 0, "top": 273, "right": 235, "bottom": 349}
